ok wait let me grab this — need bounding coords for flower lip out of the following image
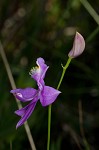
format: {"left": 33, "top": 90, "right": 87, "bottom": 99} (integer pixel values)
{"left": 29, "top": 57, "right": 49, "bottom": 83}
{"left": 29, "top": 66, "right": 40, "bottom": 76}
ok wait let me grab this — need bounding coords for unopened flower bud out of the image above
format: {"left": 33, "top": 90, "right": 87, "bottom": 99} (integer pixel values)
{"left": 68, "top": 32, "right": 85, "bottom": 58}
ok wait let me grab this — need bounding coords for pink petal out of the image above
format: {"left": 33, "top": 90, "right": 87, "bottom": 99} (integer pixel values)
{"left": 15, "top": 101, "right": 37, "bottom": 128}
{"left": 10, "top": 88, "right": 38, "bottom": 102}
{"left": 36, "top": 58, "right": 49, "bottom": 79}
{"left": 40, "top": 86, "right": 61, "bottom": 106}
{"left": 29, "top": 57, "right": 49, "bottom": 84}
{"left": 68, "top": 32, "right": 85, "bottom": 58}
{"left": 15, "top": 103, "right": 32, "bottom": 117}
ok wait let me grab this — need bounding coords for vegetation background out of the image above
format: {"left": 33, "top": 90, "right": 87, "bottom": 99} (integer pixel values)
{"left": 0, "top": 0, "right": 99, "bottom": 149}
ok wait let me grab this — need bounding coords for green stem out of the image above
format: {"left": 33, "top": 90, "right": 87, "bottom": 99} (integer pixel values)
{"left": 0, "top": 41, "right": 36, "bottom": 150}
{"left": 47, "top": 105, "right": 52, "bottom": 150}
{"left": 47, "top": 57, "right": 72, "bottom": 150}
{"left": 86, "top": 26, "right": 99, "bottom": 43}
{"left": 79, "top": 0, "right": 99, "bottom": 25}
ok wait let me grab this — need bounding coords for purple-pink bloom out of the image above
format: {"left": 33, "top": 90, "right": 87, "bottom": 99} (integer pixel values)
{"left": 10, "top": 58, "right": 61, "bottom": 128}
{"left": 68, "top": 32, "right": 85, "bottom": 58}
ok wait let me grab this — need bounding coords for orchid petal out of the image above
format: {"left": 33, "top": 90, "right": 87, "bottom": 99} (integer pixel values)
{"left": 15, "top": 102, "right": 32, "bottom": 117}
{"left": 68, "top": 32, "right": 85, "bottom": 58}
{"left": 36, "top": 58, "right": 49, "bottom": 79}
{"left": 40, "top": 86, "right": 61, "bottom": 106}
{"left": 10, "top": 88, "right": 37, "bottom": 102}
{"left": 15, "top": 101, "right": 37, "bottom": 128}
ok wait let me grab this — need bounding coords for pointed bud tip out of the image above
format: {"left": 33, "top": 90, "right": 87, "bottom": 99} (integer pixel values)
{"left": 68, "top": 31, "right": 85, "bottom": 58}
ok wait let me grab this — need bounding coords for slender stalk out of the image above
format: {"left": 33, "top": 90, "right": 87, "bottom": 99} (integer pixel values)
{"left": 79, "top": 0, "right": 99, "bottom": 25}
{"left": 86, "top": 26, "right": 99, "bottom": 43}
{"left": 78, "top": 100, "right": 90, "bottom": 150}
{"left": 10, "top": 141, "right": 12, "bottom": 150}
{"left": 47, "top": 105, "right": 52, "bottom": 150}
{"left": 0, "top": 41, "right": 36, "bottom": 150}
{"left": 47, "top": 57, "right": 72, "bottom": 150}
{"left": 57, "top": 57, "right": 72, "bottom": 90}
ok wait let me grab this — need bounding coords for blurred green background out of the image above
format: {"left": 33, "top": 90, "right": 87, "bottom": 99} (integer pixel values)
{"left": 0, "top": 0, "right": 99, "bottom": 149}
